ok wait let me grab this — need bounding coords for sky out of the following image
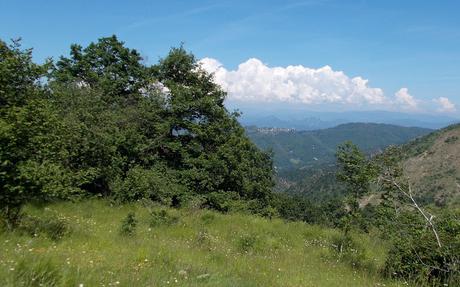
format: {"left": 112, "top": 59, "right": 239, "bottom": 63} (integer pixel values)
{"left": 1, "top": 0, "right": 459, "bottom": 116}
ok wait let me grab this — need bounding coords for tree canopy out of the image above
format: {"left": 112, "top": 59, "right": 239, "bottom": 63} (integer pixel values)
{"left": 0, "top": 36, "right": 274, "bottom": 226}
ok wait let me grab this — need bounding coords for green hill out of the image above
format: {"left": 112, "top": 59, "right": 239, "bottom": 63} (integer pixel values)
{"left": 247, "top": 123, "right": 432, "bottom": 171}
{"left": 0, "top": 200, "right": 404, "bottom": 287}
{"left": 246, "top": 123, "right": 432, "bottom": 199}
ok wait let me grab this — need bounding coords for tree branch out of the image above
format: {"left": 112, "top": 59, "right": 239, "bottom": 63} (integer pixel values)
{"left": 380, "top": 176, "right": 442, "bottom": 248}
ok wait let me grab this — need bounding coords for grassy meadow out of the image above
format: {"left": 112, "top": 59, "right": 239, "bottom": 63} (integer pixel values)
{"left": 0, "top": 200, "right": 405, "bottom": 286}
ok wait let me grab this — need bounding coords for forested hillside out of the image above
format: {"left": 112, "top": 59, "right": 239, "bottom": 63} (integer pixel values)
{"left": 246, "top": 123, "right": 431, "bottom": 171}
{"left": 246, "top": 123, "right": 432, "bottom": 200}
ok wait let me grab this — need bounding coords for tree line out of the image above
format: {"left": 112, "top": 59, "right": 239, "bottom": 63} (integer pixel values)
{"left": 0, "top": 36, "right": 274, "bottom": 226}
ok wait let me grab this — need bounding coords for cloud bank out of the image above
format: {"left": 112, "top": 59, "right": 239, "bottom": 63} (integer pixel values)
{"left": 199, "top": 57, "right": 457, "bottom": 114}
{"left": 434, "top": 97, "right": 457, "bottom": 113}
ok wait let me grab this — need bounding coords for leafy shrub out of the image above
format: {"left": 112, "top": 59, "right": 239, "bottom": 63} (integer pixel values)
{"left": 119, "top": 212, "right": 137, "bottom": 236}
{"left": 383, "top": 210, "right": 460, "bottom": 286}
{"left": 330, "top": 233, "right": 368, "bottom": 270}
{"left": 236, "top": 233, "right": 259, "bottom": 253}
{"left": 17, "top": 160, "right": 82, "bottom": 201}
{"left": 112, "top": 166, "right": 185, "bottom": 205}
{"left": 149, "top": 209, "right": 179, "bottom": 227}
{"left": 203, "top": 192, "right": 240, "bottom": 212}
{"left": 18, "top": 215, "right": 69, "bottom": 241}
{"left": 14, "top": 257, "right": 61, "bottom": 287}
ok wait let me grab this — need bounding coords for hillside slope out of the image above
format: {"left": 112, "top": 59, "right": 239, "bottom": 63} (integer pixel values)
{"left": 401, "top": 123, "right": 460, "bottom": 206}
{"left": 0, "top": 200, "right": 404, "bottom": 287}
{"left": 247, "top": 123, "right": 432, "bottom": 171}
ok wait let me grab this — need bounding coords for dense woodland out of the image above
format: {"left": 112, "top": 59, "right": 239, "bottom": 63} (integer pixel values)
{"left": 0, "top": 36, "right": 274, "bottom": 220}
{"left": 1, "top": 36, "right": 459, "bottom": 286}
{"left": 246, "top": 123, "right": 432, "bottom": 170}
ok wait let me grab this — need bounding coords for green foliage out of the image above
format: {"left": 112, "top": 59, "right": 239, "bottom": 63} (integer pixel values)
{"left": 203, "top": 191, "right": 241, "bottom": 212}
{"left": 0, "top": 41, "right": 77, "bottom": 226}
{"left": 0, "top": 36, "right": 274, "bottom": 221}
{"left": 119, "top": 212, "right": 137, "bottom": 236}
{"left": 383, "top": 210, "right": 460, "bottom": 286}
{"left": 376, "top": 200, "right": 460, "bottom": 284}
{"left": 336, "top": 141, "right": 377, "bottom": 202}
{"left": 236, "top": 233, "right": 259, "bottom": 253}
{"left": 0, "top": 38, "right": 51, "bottom": 108}
{"left": 112, "top": 166, "right": 184, "bottom": 204}
{"left": 444, "top": 135, "right": 458, "bottom": 143}
{"left": 152, "top": 46, "right": 274, "bottom": 201}
{"left": 246, "top": 123, "right": 431, "bottom": 171}
{"left": 53, "top": 35, "right": 151, "bottom": 101}
{"left": 336, "top": 141, "right": 378, "bottom": 232}
{"left": 149, "top": 209, "right": 179, "bottom": 227}
{"left": 329, "top": 233, "right": 375, "bottom": 271}
{"left": 271, "top": 192, "right": 346, "bottom": 227}
{"left": 372, "top": 143, "right": 460, "bottom": 286}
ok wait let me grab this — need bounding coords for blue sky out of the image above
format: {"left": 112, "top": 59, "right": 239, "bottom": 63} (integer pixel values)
{"left": 1, "top": 0, "right": 459, "bottom": 115}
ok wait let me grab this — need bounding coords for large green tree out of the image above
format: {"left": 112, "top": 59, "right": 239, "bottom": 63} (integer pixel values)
{"left": 1, "top": 35, "right": 275, "bottom": 224}
{"left": 52, "top": 35, "right": 152, "bottom": 104}
{"left": 152, "top": 47, "right": 274, "bottom": 202}
{"left": 0, "top": 40, "right": 76, "bottom": 228}
{"left": 336, "top": 141, "right": 377, "bottom": 231}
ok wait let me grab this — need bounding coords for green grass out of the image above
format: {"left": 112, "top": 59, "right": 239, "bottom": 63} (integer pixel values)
{"left": 0, "top": 200, "right": 405, "bottom": 286}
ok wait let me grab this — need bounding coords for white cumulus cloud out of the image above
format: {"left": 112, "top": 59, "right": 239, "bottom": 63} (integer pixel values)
{"left": 199, "top": 57, "right": 387, "bottom": 106}
{"left": 394, "top": 88, "right": 418, "bottom": 111}
{"left": 434, "top": 97, "right": 457, "bottom": 113}
{"left": 199, "top": 57, "right": 458, "bottom": 115}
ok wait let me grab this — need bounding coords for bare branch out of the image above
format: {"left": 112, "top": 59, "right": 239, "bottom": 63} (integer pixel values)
{"left": 380, "top": 176, "right": 442, "bottom": 248}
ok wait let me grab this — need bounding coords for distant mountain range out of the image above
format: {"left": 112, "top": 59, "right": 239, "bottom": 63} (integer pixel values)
{"left": 246, "top": 122, "right": 433, "bottom": 171}
{"left": 238, "top": 110, "right": 458, "bottom": 130}
{"left": 247, "top": 121, "right": 460, "bottom": 206}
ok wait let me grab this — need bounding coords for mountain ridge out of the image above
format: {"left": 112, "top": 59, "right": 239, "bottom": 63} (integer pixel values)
{"left": 237, "top": 109, "right": 459, "bottom": 130}
{"left": 398, "top": 123, "right": 460, "bottom": 206}
{"left": 246, "top": 122, "right": 433, "bottom": 171}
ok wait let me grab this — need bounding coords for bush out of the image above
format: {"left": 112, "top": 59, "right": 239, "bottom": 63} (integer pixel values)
{"left": 112, "top": 166, "right": 185, "bottom": 205}
{"left": 119, "top": 212, "right": 137, "bottom": 236}
{"left": 236, "top": 233, "right": 259, "bottom": 254}
{"left": 330, "top": 233, "right": 368, "bottom": 270}
{"left": 383, "top": 210, "right": 460, "bottom": 286}
{"left": 149, "top": 209, "right": 179, "bottom": 227}
{"left": 203, "top": 192, "right": 241, "bottom": 212}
